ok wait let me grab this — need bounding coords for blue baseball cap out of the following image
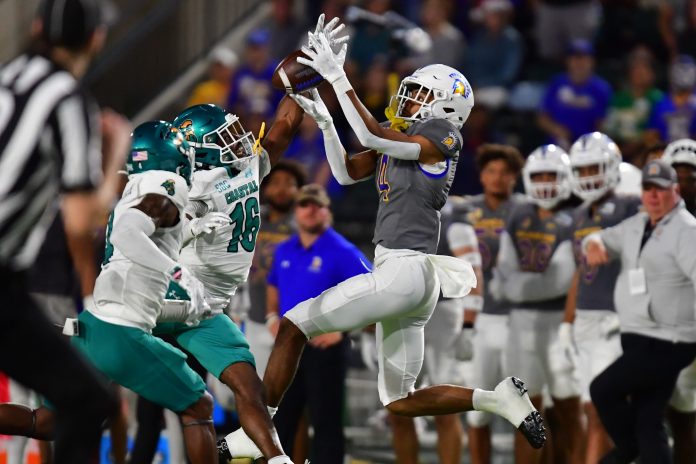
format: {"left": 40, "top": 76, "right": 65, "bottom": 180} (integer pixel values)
{"left": 247, "top": 29, "right": 270, "bottom": 46}
{"left": 566, "top": 39, "right": 594, "bottom": 57}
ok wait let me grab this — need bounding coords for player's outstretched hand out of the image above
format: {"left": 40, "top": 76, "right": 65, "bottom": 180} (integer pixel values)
{"left": 299, "top": 33, "right": 347, "bottom": 85}
{"left": 290, "top": 89, "right": 332, "bottom": 130}
{"left": 310, "top": 13, "right": 350, "bottom": 62}
{"left": 169, "top": 266, "right": 210, "bottom": 326}
{"left": 189, "top": 212, "right": 231, "bottom": 237}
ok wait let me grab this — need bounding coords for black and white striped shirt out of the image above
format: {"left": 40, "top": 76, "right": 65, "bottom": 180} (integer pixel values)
{"left": 0, "top": 52, "right": 102, "bottom": 270}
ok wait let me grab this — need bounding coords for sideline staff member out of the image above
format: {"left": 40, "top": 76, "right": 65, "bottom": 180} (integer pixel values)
{"left": 584, "top": 159, "right": 696, "bottom": 463}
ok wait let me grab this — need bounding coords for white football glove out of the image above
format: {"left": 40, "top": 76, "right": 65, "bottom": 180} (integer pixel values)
{"left": 291, "top": 89, "right": 333, "bottom": 130}
{"left": 298, "top": 32, "right": 347, "bottom": 86}
{"left": 187, "top": 212, "right": 230, "bottom": 237}
{"left": 454, "top": 327, "right": 475, "bottom": 361}
{"left": 169, "top": 266, "right": 210, "bottom": 326}
{"left": 360, "top": 332, "right": 378, "bottom": 372}
{"left": 308, "top": 13, "right": 350, "bottom": 66}
{"left": 556, "top": 322, "right": 578, "bottom": 369}
{"left": 488, "top": 268, "right": 504, "bottom": 301}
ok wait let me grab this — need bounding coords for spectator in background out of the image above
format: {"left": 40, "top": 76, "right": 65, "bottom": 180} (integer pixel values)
{"left": 534, "top": 0, "right": 600, "bottom": 62}
{"left": 595, "top": 0, "right": 670, "bottom": 65}
{"left": 266, "top": 185, "right": 371, "bottom": 463}
{"left": 645, "top": 55, "right": 696, "bottom": 144}
{"left": 261, "top": 0, "right": 307, "bottom": 61}
{"left": 636, "top": 142, "right": 667, "bottom": 167}
{"left": 465, "top": 0, "right": 524, "bottom": 110}
{"left": 226, "top": 29, "right": 283, "bottom": 122}
{"left": 246, "top": 161, "right": 305, "bottom": 377}
{"left": 346, "top": 0, "right": 393, "bottom": 74}
{"left": 603, "top": 48, "right": 663, "bottom": 163}
{"left": 676, "top": 0, "right": 696, "bottom": 59}
{"left": 186, "top": 46, "right": 238, "bottom": 108}
{"left": 411, "top": 0, "right": 465, "bottom": 70}
{"left": 585, "top": 159, "right": 696, "bottom": 464}
{"left": 538, "top": 39, "right": 612, "bottom": 149}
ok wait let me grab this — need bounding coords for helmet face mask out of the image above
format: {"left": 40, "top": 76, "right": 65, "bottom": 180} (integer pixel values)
{"left": 390, "top": 64, "right": 474, "bottom": 130}
{"left": 523, "top": 144, "right": 572, "bottom": 210}
{"left": 569, "top": 132, "right": 621, "bottom": 202}
{"left": 174, "top": 105, "right": 255, "bottom": 171}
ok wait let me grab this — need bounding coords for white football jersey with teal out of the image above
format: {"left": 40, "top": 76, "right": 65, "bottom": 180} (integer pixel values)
{"left": 92, "top": 170, "right": 189, "bottom": 330}
{"left": 179, "top": 152, "right": 271, "bottom": 311}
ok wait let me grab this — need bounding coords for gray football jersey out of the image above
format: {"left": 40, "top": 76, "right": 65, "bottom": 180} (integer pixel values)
{"left": 572, "top": 193, "right": 641, "bottom": 311}
{"left": 458, "top": 194, "right": 525, "bottom": 315}
{"left": 373, "top": 118, "right": 462, "bottom": 254}
{"left": 507, "top": 202, "right": 575, "bottom": 311}
{"left": 247, "top": 207, "right": 296, "bottom": 323}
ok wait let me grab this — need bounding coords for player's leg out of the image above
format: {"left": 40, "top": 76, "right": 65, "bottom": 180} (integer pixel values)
{"left": 0, "top": 270, "right": 117, "bottom": 464}
{"left": 668, "top": 359, "right": 696, "bottom": 464}
{"left": 0, "top": 404, "right": 54, "bottom": 440}
{"left": 576, "top": 310, "right": 621, "bottom": 464}
{"left": 169, "top": 314, "right": 288, "bottom": 460}
{"left": 389, "top": 414, "right": 419, "bottom": 464}
{"left": 467, "top": 313, "right": 509, "bottom": 464}
{"left": 264, "top": 255, "right": 435, "bottom": 409}
{"left": 546, "top": 312, "right": 583, "bottom": 464}
{"left": 423, "top": 299, "right": 464, "bottom": 464}
{"left": 71, "top": 310, "right": 215, "bottom": 464}
{"left": 505, "top": 310, "right": 548, "bottom": 463}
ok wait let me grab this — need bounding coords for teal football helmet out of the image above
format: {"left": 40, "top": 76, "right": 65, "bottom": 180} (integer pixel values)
{"left": 127, "top": 121, "right": 195, "bottom": 185}
{"left": 173, "top": 104, "right": 255, "bottom": 170}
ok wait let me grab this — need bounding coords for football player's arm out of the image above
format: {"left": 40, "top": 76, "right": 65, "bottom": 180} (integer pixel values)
{"left": 262, "top": 95, "right": 305, "bottom": 167}
{"left": 336, "top": 90, "right": 446, "bottom": 164}
{"left": 109, "top": 194, "right": 180, "bottom": 273}
{"left": 497, "top": 233, "right": 575, "bottom": 303}
{"left": 447, "top": 222, "right": 484, "bottom": 324}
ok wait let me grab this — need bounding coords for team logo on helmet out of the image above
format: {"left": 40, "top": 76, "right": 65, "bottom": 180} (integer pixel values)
{"left": 179, "top": 119, "right": 197, "bottom": 143}
{"left": 161, "top": 179, "right": 176, "bottom": 196}
{"left": 449, "top": 73, "right": 470, "bottom": 98}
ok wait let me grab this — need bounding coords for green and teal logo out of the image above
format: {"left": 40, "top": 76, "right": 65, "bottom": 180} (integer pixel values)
{"left": 161, "top": 179, "right": 176, "bottom": 196}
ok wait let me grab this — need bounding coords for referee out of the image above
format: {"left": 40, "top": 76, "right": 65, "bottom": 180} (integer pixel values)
{"left": 0, "top": 1, "right": 129, "bottom": 463}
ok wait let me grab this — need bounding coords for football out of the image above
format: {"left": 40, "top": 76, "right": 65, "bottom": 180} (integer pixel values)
{"left": 271, "top": 49, "right": 325, "bottom": 94}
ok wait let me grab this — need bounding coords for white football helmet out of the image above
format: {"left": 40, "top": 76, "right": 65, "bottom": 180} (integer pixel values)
{"left": 568, "top": 132, "right": 622, "bottom": 202}
{"left": 523, "top": 144, "right": 572, "bottom": 210}
{"left": 391, "top": 64, "right": 474, "bottom": 129}
{"left": 662, "top": 138, "right": 696, "bottom": 169}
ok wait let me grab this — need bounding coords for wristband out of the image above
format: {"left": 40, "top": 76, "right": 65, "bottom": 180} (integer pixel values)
{"left": 462, "top": 294, "right": 484, "bottom": 311}
{"left": 332, "top": 74, "right": 353, "bottom": 95}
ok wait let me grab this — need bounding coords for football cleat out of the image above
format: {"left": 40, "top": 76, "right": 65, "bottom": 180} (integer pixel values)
{"left": 217, "top": 428, "right": 263, "bottom": 461}
{"left": 495, "top": 377, "right": 546, "bottom": 449}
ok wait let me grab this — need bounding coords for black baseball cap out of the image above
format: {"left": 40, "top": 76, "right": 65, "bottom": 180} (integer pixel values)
{"left": 37, "top": 0, "right": 116, "bottom": 49}
{"left": 642, "top": 159, "right": 677, "bottom": 189}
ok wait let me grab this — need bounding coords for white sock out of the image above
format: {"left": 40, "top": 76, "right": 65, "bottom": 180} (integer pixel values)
{"left": 472, "top": 388, "right": 497, "bottom": 413}
{"left": 268, "top": 455, "right": 293, "bottom": 464}
{"left": 268, "top": 405, "right": 278, "bottom": 418}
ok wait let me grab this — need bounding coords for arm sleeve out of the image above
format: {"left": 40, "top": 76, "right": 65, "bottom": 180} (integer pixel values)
{"left": 447, "top": 222, "right": 482, "bottom": 266}
{"left": 321, "top": 124, "right": 361, "bottom": 185}
{"left": 110, "top": 207, "right": 177, "bottom": 274}
{"left": 335, "top": 91, "right": 422, "bottom": 160}
{"left": 54, "top": 93, "right": 102, "bottom": 192}
{"left": 597, "top": 220, "right": 626, "bottom": 256}
{"left": 497, "top": 232, "right": 576, "bottom": 303}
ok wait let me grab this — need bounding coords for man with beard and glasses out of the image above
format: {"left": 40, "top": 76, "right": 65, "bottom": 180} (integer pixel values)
{"left": 246, "top": 161, "right": 306, "bottom": 377}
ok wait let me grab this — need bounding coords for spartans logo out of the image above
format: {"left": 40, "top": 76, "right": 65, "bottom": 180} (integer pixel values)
{"left": 161, "top": 179, "right": 176, "bottom": 196}
{"left": 179, "top": 119, "right": 197, "bottom": 143}
{"left": 449, "top": 72, "right": 471, "bottom": 99}
{"left": 441, "top": 131, "right": 459, "bottom": 150}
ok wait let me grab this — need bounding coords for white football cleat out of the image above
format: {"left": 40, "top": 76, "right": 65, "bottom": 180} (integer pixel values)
{"left": 494, "top": 377, "right": 546, "bottom": 449}
{"left": 217, "top": 428, "right": 263, "bottom": 461}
